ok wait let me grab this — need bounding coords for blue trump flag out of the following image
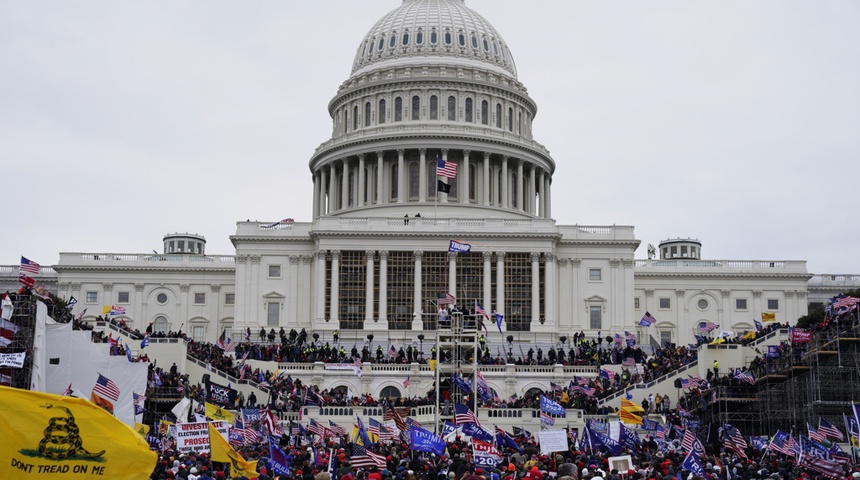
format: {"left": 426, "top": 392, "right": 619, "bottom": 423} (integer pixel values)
{"left": 540, "top": 395, "right": 565, "bottom": 416}
{"left": 409, "top": 426, "right": 446, "bottom": 456}
{"left": 495, "top": 426, "right": 523, "bottom": 453}
{"left": 620, "top": 423, "right": 641, "bottom": 452}
{"left": 452, "top": 373, "right": 472, "bottom": 395}
{"left": 585, "top": 427, "right": 622, "bottom": 456}
{"left": 495, "top": 313, "right": 504, "bottom": 334}
{"left": 681, "top": 450, "right": 705, "bottom": 477}
{"left": 463, "top": 422, "right": 493, "bottom": 442}
{"left": 767, "top": 345, "right": 780, "bottom": 358}
{"left": 269, "top": 435, "right": 294, "bottom": 476}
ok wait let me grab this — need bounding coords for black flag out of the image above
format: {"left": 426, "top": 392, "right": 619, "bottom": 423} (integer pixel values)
{"left": 437, "top": 179, "right": 451, "bottom": 194}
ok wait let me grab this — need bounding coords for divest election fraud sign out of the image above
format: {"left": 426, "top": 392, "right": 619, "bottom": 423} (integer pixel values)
{"left": 174, "top": 421, "right": 229, "bottom": 454}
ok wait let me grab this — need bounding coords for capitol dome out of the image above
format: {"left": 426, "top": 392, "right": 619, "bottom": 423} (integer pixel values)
{"left": 309, "top": 0, "right": 555, "bottom": 222}
{"left": 351, "top": 0, "right": 518, "bottom": 79}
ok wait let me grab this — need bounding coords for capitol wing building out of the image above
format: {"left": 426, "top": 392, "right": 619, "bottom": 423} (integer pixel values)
{"left": 44, "top": 0, "right": 812, "bottom": 359}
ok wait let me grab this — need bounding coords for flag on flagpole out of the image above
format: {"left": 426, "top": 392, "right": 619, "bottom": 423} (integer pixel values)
{"left": 19, "top": 256, "right": 40, "bottom": 275}
{"left": 639, "top": 312, "right": 655, "bottom": 327}
{"left": 436, "top": 158, "right": 458, "bottom": 178}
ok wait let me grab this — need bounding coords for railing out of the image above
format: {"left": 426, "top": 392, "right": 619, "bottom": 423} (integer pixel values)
{"left": 747, "top": 327, "right": 789, "bottom": 347}
{"left": 634, "top": 259, "right": 807, "bottom": 272}
{"left": 0, "top": 265, "right": 56, "bottom": 276}
{"left": 598, "top": 360, "right": 699, "bottom": 404}
{"left": 60, "top": 253, "right": 235, "bottom": 265}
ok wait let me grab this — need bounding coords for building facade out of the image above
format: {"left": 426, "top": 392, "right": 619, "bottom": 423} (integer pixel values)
{"left": 30, "top": 0, "right": 815, "bottom": 355}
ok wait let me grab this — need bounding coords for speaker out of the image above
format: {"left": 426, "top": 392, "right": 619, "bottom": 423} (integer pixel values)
{"left": 202, "top": 374, "right": 211, "bottom": 385}
{"left": 673, "top": 378, "right": 682, "bottom": 389}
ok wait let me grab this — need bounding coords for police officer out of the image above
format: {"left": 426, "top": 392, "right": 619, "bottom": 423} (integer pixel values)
{"left": 713, "top": 359, "right": 720, "bottom": 378}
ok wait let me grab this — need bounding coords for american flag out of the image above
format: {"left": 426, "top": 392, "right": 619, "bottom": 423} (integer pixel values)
{"left": 454, "top": 403, "right": 480, "bottom": 425}
{"left": 735, "top": 369, "right": 755, "bottom": 385}
{"left": 723, "top": 424, "right": 748, "bottom": 460}
{"left": 798, "top": 449, "right": 842, "bottom": 479}
{"left": 807, "top": 422, "right": 827, "bottom": 442}
{"left": 133, "top": 392, "right": 146, "bottom": 415}
{"left": 216, "top": 331, "right": 235, "bottom": 353}
{"left": 681, "top": 428, "right": 699, "bottom": 453}
{"left": 308, "top": 418, "right": 330, "bottom": 437}
{"left": 437, "top": 292, "right": 456, "bottom": 305}
{"left": 769, "top": 430, "right": 795, "bottom": 457}
{"left": 349, "top": 443, "right": 387, "bottom": 469}
{"left": 622, "top": 357, "right": 636, "bottom": 367}
{"left": 405, "top": 416, "right": 422, "bottom": 429}
{"left": 19, "top": 256, "right": 40, "bottom": 275}
{"left": 699, "top": 321, "right": 717, "bottom": 333}
{"left": 572, "top": 385, "right": 596, "bottom": 397}
{"left": 655, "top": 425, "right": 666, "bottom": 441}
{"left": 383, "top": 405, "right": 408, "bottom": 432}
{"left": 576, "top": 376, "right": 590, "bottom": 386}
{"left": 328, "top": 420, "right": 346, "bottom": 436}
{"left": 402, "top": 376, "right": 410, "bottom": 388}
{"left": 367, "top": 417, "right": 382, "bottom": 436}
{"left": 62, "top": 384, "right": 73, "bottom": 396}
{"left": 625, "top": 331, "right": 637, "bottom": 346}
{"left": 818, "top": 418, "right": 844, "bottom": 441}
{"left": 93, "top": 373, "right": 120, "bottom": 401}
{"left": 388, "top": 345, "right": 397, "bottom": 357}
{"left": 475, "top": 302, "right": 490, "bottom": 320}
{"left": 244, "top": 424, "right": 261, "bottom": 445}
{"left": 378, "top": 423, "right": 398, "bottom": 441}
{"left": 436, "top": 158, "right": 457, "bottom": 178}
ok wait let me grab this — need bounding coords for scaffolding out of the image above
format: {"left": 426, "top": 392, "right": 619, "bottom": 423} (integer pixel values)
{"left": 699, "top": 319, "right": 860, "bottom": 437}
{"left": 434, "top": 311, "right": 479, "bottom": 432}
{"left": 2, "top": 292, "right": 40, "bottom": 390}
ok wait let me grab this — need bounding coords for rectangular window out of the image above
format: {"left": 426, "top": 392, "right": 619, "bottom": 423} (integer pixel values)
{"left": 659, "top": 297, "right": 671, "bottom": 309}
{"left": 194, "top": 293, "right": 206, "bottom": 305}
{"left": 268, "top": 265, "right": 281, "bottom": 278}
{"left": 192, "top": 325, "right": 204, "bottom": 343}
{"left": 736, "top": 298, "right": 748, "bottom": 310}
{"left": 86, "top": 291, "right": 98, "bottom": 303}
{"left": 267, "top": 302, "right": 280, "bottom": 326}
{"left": 589, "top": 306, "right": 602, "bottom": 330}
{"left": 660, "top": 331, "right": 672, "bottom": 347}
{"left": 634, "top": 297, "right": 640, "bottom": 309}
{"left": 767, "top": 299, "right": 779, "bottom": 310}
{"left": 117, "top": 292, "right": 130, "bottom": 304}
{"left": 178, "top": 240, "right": 185, "bottom": 252}
{"left": 225, "top": 293, "right": 235, "bottom": 305}
{"left": 588, "top": 268, "right": 602, "bottom": 281}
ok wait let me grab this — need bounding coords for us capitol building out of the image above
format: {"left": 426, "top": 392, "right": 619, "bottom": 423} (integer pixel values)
{"left": 8, "top": 0, "right": 825, "bottom": 364}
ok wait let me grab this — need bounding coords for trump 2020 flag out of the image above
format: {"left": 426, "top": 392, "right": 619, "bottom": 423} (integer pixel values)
{"left": 448, "top": 240, "right": 471, "bottom": 254}
{"left": 409, "top": 426, "right": 446, "bottom": 456}
{"left": 540, "top": 395, "right": 565, "bottom": 416}
{"left": 0, "top": 386, "right": 156, "bottom": 479}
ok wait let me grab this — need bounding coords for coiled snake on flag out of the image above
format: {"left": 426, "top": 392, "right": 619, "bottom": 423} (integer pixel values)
{"left": 38, "top": 404, "right": 106, "bottom": 460}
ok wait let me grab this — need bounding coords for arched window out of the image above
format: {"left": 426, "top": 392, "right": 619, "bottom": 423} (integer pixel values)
{"left": 429, "top": 95, "right": 438, "bottom": 120}
{"left": 344, "top": 108, "right": 349, "bottom": 132}
{"left": 517, "top": 111, "right": 522, "bottom": 133}
{"left": 394, "top": 97, "right": 403, "bottom": 122}
{"left": 379, "top": 99, "right": 386, "bottom": 124}
{"left": 365, "top": 102, "right": 372, "bottom": 127}
{"left": 154, "top": 316, "right": 168, "bottom": 333}
{"left": 465, "top": 98, "right": 473, "bottom": 123}
{"left": 367, "top": 39, "right": 374, "bottom": 55}
{"left": 390, "top": 163, "right": 398, "bottom": 200}
{"left": 416, "top": 30, "right": 423, "bottom": 45}
{"left": 353, "top": 105, "right": 359, "bottom": 131}
{"left": 458, "top": 32, "right": 466, "bottom": 47}
{"left": 483, "top": 38, "right": 489, "bottom": 52}
{"left": 427, "top": 162, "right": 437, "bottom": 199}
{"left": 495, "top": 104, "right": 502, "bottom": 128}
{"left": 430, "top": 29, "right": 438, "bottom": 45}
{"left": 408, "top": 161, "right": 420, "bottom": 198}
{"left": 380, "top": 386, "right": 402, "bottom": 399}
{"left": 402, "top": 31, "right": 409, "bottom": 46}
{"left": 389, "top": 33, "right": 397, "bottom": 48}
{"left": 493, "top": 42, "right": 499, "bottom": 56}
{"left": 378, "top": 37, "right": 384, "bottom": 51}
{"left": 447, "top": 96, "right": 456, "bottom": 121}
{"left": 481, "top": 100, "right": 489, "bottom": 125}
{"left": 508, "top": 107, "right": 513, "bottom": 131}
{"left": 411, "top": 96, "right": 420, "bottom": 120}
{"left": 471, "top": 34, "right": 478, "bottom": 49}
{"left": 444, "top": 30, "right": 452, "bottom": 45}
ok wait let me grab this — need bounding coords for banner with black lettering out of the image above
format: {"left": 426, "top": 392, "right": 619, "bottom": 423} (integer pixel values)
{"left": 0, "top": 352, "right": 26, "bottom": 368}
{"left": 205, "top": 379, "right": 237, "bottom": 408}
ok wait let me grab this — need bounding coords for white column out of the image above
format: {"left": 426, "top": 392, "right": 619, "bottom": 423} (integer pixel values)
{"left": 397, "top": 149, "right": 405, "bottom": 203}
{"left": 312, "top": 171, "right": 320, "bottom": 218}
{"left": 439, "top": 148, "right": 449, "bottom": 203}
{"left": 365, "top": 250, "right": 375, "bottom": 325}
{"left": 545, "top": 253, "right": 555, "bottom": 327}
{"left": 419, "top": 148, "right": 427, "bottom": 203}
{"left": 496, "top": 252, "right": 506, "bottom": 319}
{"left": 340, "top": 160, "right": 349, "bottom": 210}
{"left": 448, "top": 252, "right": 457, "bottom": 299}
{"left": 501, "top": 156, "right": 509, "bottom": 209}
{"left": 547, "top": 175, "right": 553, "bottom": 218}
{"left": 413, "top": 251, "right": 423, "bottom": 319}
{"left": 357, "top": 154, "right": 366, "bottom": 208}
{"left": 531, "top": 252, "right": 540, "bottom": 325}
{"left": 330, "top": 250, "right": 340, "bottom": 323}
{"left": 319, "top": 168, "right": 328, "bottom": 216}
{"left": 517, "top": 160, "right": 524, "bottom": 211}
{"left": 460, "top": 150, "right": 470, "bottom": 204}
{"left": 528, "top": 165, "right": 536, "bottom": 215}
{"left": 482, "top": 152, "right": 490, "bottom": 206}
{"left": 379, "top": 251, "right": 389, "bottom": 328}
{"left": 482, "top": 251, "right": 492, "bottom": 313}
{"left": 328, "top": 164, "right": 337, "bottom": 213}
{"left": 538, "top": 170, "right": 545, "bottom": 218}
{"left": 376, "top": 151, "right": 384, "bottom": 205}
{"left": 289, "top": 256, "right": 299, "bottom": 324}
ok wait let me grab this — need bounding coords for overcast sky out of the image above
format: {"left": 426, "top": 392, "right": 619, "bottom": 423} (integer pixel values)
{"left": 2, "top": 1, "right": 859, "bottom": 274}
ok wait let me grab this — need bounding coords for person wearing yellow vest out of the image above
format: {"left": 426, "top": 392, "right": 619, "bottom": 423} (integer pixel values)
{"left": 713, "top": 359, "right": 720, "bottom": 378}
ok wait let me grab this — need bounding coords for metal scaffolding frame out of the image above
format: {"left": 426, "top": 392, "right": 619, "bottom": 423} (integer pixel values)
{"left": 434, "top": 311, "right": 479, "bottom": 432}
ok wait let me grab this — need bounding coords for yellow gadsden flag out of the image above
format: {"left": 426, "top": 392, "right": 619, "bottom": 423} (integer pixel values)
{"left": 204, "top": 402, "right": 234, "bottom": 424}
{"left": 208, "top": 422, "right": 258, "bottom": 477}
{"left": 0, "top": 386, "right": 156, "bottom": 480}
{"left": 761, "top": 312, "right": 776, "bottom": 322}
